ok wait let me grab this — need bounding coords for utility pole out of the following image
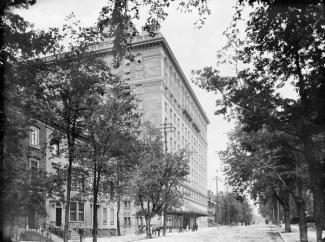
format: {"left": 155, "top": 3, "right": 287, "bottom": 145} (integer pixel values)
{"left": 159, "top": 122, "right": 175, "bottom": 236}
{"left": 215, "top": 172, "right": 219, "bottom": 228}
{"left": 226, "top": 185, "right": 230, "bottom": 226}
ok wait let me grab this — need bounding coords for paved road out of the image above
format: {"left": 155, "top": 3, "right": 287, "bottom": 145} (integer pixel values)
{"left": 136, "top": 225, "right": 283, "bottom": 242}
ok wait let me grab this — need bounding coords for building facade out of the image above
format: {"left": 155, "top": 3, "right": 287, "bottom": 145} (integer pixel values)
{"left": 11, "top": 30, "right": 209, "bottom": 238}
{"left": 92, "top": 29, "right": 210, "bottom": 229}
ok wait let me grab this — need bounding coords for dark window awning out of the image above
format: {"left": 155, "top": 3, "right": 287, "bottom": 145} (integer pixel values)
{"left": 167, "top": 209, "right": 209, "bottom": 217}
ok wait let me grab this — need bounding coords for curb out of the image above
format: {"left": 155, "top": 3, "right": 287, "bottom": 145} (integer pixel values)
{"left": 278, "top": 231, "right": 288, "bottom": 242}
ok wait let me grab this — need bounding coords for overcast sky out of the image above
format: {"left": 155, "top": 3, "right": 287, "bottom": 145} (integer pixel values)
{"left": 18, "top": 0, "right": 239, "bottom": 193}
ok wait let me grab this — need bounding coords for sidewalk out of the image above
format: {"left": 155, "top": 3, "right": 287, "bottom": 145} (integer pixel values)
{"left": 69, "top": 228, "right": 200, "bottom": 242}
{"left": 279, "top": 225, "right": 317, "bottom": 242}
{"left": 69, "top": 234, "right": 146, "bottom": 242}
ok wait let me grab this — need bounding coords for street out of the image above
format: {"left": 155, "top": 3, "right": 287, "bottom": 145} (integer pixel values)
{"left": 136, "top": 225, "right": 283, "bottom": 242}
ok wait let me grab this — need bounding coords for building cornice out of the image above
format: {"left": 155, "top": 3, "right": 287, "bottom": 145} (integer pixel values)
{"left": 91, "top": 34, "right": 210, "bottom": 125}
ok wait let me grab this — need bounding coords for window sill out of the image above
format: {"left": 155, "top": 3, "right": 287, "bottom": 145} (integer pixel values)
{"left": 29, "top": 145, "right": 40, "bottom": 150}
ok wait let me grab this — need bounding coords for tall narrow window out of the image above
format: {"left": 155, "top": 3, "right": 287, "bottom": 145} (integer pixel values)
{"left": 78, "top": 202, "right": 84, "bottom": 221}
{"left": 70, "top": 202, "right": 77, "bottom": 221}
{"left": 128, "top": 217, "right": 131, "bottom": 226}
{"left": 103, "top": 207, "right": 107, "bottom": 225}
{"left": 110, "top": 209, "right": 114, "bottom": 224}
{"left": 30, "top": 126, "right": 40, "bottom": 148}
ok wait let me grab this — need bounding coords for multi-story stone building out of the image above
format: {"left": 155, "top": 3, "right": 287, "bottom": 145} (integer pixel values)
{"left": 91, "top": 29, "right": 210, "bottom": 230}
{"left": 11, "top": 29, "right": 209, "bottom": 238}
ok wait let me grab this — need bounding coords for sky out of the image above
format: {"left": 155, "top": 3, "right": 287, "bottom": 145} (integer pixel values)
{"left": 18, "top": 0, "right": 239, "bottom": 193}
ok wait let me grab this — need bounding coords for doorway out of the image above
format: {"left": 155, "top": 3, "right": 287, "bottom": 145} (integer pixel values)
{"left": 56, "top": 205, "right": 62, "bottom": 227}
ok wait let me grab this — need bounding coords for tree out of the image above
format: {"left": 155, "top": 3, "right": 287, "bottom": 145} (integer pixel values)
{"left": 220, "top": 127, "right": 310, "bottom": 239}
{"left": 76, "top": 78, "right": 141, "bottom": 242}
{"left": 193, "top": 1, "right": 324, "bottom": 240}
{"left": 97, "top": 0, "right": 210, "bottom": 67}
{"left": 27, "top": 16, "right": 113, "bottom": 242}
{"left": 131, "top": 123, "right": 190, "bottom": 238}
{"left": 217, "top": 192, "right": 253, "bottom": 226}
{"left": 1, "top": 1, "right": 62, "bottom": 240}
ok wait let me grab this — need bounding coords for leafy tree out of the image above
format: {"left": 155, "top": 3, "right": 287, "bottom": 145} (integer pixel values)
{"left": 27, "top": 16, "right": 113, "bottom": 242}
{"left": 132, "top": 123, "right": 190, "bottom": 238}
{"left": 76, "top": 78, "right": 141, "bottom": 242}
{"left": 220, "top": 127, "right": 310, "bottom": 238}
{"left": 193, "top": 1, "right": 324, "bottom": 240}
{"left": 217, "top": 192, "right": 253, "bottom": 226}
{"left": 97, "top": 0, "right": 210, "bottom": 67}
{"left": 1, "top": 1, "right": 61, "bottom": 240}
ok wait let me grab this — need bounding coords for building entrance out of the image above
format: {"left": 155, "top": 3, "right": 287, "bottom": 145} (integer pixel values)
{"left": 56, "top": 207, "right": 62, "bottom": 227}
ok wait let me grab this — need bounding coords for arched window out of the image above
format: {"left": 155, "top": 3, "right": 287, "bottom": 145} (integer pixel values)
{"left": 124, "top": 58, "right": 131, "bottom": 66}
{"left": 30, "top": 126, "right": 40, "bottom": 148}
{"left": 135, "top": 54, "right": 143, "bottom": 64}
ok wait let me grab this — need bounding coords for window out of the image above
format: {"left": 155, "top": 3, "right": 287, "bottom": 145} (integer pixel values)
{"left": 51, "top": 139, "right": 60, "bottom": 156}
{"left": 30, "top": 126, "right": 40, "bottom": 148}
{"left": 78, "top": 202, "right": 84, "bottom": 221}
{"left": 124, "top": 217, "right": 131, "bottom": 227}
{"left": 70, "top": 202, "right": 84, "bottom": 222}
{"left": 110, "top": 209, "right": 115, "bottom": 224}
{"left": 72, "top": 171, "right": 85, "bottom": 192}
{"left": 124, "top": 200, "right": 131, "bottom": 207}
{"left": 103, "top": 207, "right": 107, "bottom": 225}
{"left": 30, "top": 160, "right": 39, "bottom": 171}
{"left": 135, "top": 54, "right": 142, "bottom": 64}
{"left": 124, "top": 59, "right": 131, "bottom": 66}
{"left": 70, "top": 202, "right": 77, "bottom": 221}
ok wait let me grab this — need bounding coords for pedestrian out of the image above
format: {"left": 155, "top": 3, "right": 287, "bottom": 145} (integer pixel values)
{"left": 178, "top": 225, "right": 183, "bottom": 233}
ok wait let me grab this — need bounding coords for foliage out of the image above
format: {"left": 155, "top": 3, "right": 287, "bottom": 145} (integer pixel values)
{"left": 1, "top": 1, "right": 62, "bottom": 235}
{"left": 132, "top": 122, "right": 190, "bottom": 237}
{"left": 97, "top": 0, "right": 210, "bottom": 66}
{"left": 193, "top": 0, "right": 325, "bottom": 240}
{"left": 217, "top": 192, "right": 253, "bottom": 225}
{"left": 24, "top": 15, "right": 115, "bottom": 242}
{"left": 75, "top": 75, "right": 141, "bottom": 241}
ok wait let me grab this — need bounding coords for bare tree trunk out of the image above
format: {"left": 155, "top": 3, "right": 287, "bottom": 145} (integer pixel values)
{"left": 314, "top": 189, "right": 325, "bottom": 242}
{"left": 284, "top": 208, "right": 291, "bottom": 232}
{"left": 92, "top": 166, "right": 98, "bottom": 242}
{"left": 297, "top": 200, "right": 308, "bottom": 242}
{"left": 282, "top": 190, "right": 291, "bottom": 232}
{"left": 163, "top": 207, "right": 166, "bottom": 236}
{"left": 63, "top": 145, "right": 73, "bottom": 242}
{"left": 116, "top": 194, "right": 121, "bottom": 236}
{"left": 92, "top": 198, "right": 98, "bottom": 242}
{"left": 303, "top": 133, "right": 325, "bottom": 242}
{"left": 145, "top": 216, "right": 152, "bottom": 238}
